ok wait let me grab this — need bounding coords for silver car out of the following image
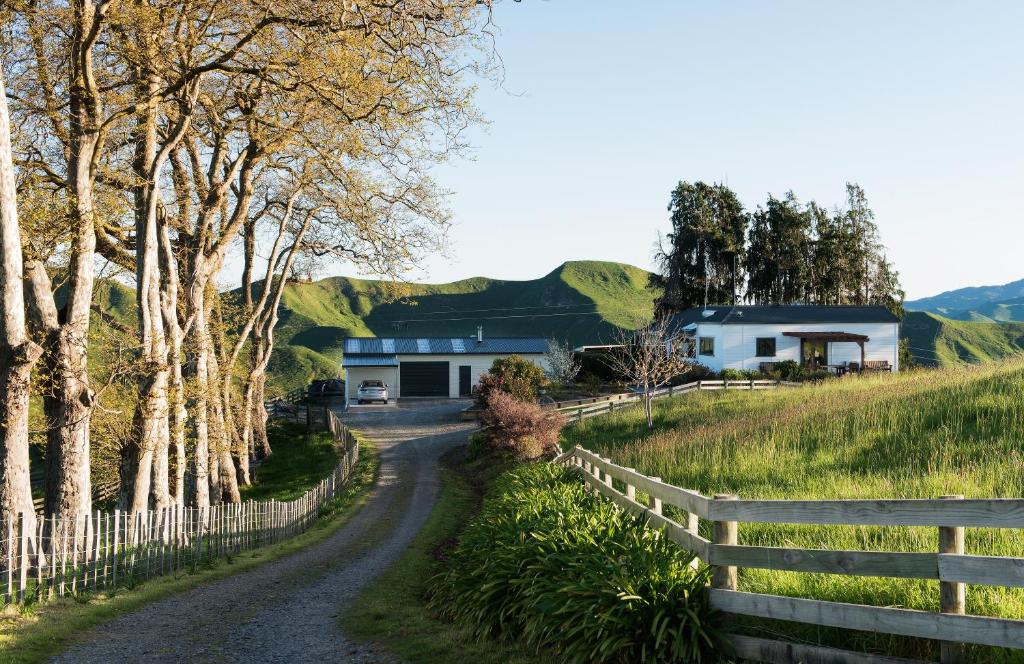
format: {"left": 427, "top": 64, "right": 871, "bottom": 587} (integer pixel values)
{"left": 356, "top": 379, "right": 389, "bottom": 404}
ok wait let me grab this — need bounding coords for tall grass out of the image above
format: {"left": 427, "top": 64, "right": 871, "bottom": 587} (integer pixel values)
{"left": 561, "top": 360, "right": 1024, "bottom": 661}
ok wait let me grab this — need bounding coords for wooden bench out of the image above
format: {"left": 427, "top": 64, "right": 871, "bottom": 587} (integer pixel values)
{"left": 863, "top": 360, "right": 892, "bottom": 372}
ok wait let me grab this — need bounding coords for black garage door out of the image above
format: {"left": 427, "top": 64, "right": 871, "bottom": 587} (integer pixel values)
{"left": 400, "top": 361, "right": 449, "bottom": 397}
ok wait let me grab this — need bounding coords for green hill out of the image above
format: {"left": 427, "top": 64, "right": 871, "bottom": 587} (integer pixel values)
{"left": 900, "top": 311, "right": 1024, "bottom": 367}
{"left": 270, "top": 260, "right": 658, "bottom": 392}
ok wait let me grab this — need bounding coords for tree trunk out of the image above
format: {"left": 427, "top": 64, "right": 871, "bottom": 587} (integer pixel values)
{"left": 0, "top": 71, "right": 42, "bottom": 528}
{"left": 208, "top": 347, "right": 240, "bottom": 503}
{"left": 253, "top": 372, "right": 272, "bottom": 459}
{"left": 188, "top": 288, "right": 212, "bottom": 507}
{"left": 24, "top": 263, "right": 93, "bottom": 523}
{"left": 125, "top": 72, "right": 171, "bottom": 514}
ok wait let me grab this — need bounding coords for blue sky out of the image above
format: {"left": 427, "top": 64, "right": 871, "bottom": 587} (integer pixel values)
{"left": 351, "top": 1, "right": 1024, "bottom": 300}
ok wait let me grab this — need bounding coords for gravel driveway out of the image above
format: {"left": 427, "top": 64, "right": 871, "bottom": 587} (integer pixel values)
{"left": 54, "top": 401, "right": 475, "bottom": 663}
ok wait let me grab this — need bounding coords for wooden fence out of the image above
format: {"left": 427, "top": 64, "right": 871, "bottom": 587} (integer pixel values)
{"left": 556, "top": 445, "right": 1024, "bottom": 663}
{"left": 3, "top": 410, "right": 359, "bottom": 606}
{"left": 554, "top": 379, "right": 801, "bottom": 423}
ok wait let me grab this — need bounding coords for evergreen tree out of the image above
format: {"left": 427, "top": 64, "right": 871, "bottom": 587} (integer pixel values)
{"left": 745, "top": 192, "right": 813, "bottom": 304}
{"left": 652, "top": 181, "right": 746, "bottom": 313}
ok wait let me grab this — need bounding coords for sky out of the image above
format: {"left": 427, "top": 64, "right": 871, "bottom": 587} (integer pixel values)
{"left": 323, "top": 0, "right": 1024, "bottom": 301}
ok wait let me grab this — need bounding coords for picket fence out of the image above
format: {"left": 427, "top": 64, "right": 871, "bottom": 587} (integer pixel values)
{"left": 556, "top": 446, "right": 1024, "bottom": 664}
{"left": 554, "top": 378, "right": 801, "bottom": 423}
{"left": 2, "top": 409, "right": 359, "bottom": 606}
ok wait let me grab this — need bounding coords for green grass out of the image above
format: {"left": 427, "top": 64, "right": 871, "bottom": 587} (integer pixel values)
{"left": 1, "top": 434, "right": 380, "bottom": 664}
{"left": 561, "top": 360, "right": 1024, "bottom": 661}
{"left": 240, "top": 421, "right": 343, "bottom": 501}
{"left": 343, "top": 449, "right": 553, "bottom": 664}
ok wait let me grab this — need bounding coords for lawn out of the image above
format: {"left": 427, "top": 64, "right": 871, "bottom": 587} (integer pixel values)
{"left": 240, "top": 420, "right": 344, "bottom": 501}
{"left": 343, "top": 448, "right": 554, "bottom": 664}
{"left": 561, "top": 359, "right": 1024, "bottom": 661}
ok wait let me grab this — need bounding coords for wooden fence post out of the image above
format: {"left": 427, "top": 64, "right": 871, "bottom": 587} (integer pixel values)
{"left": 624, "top": 469, "right": 635, "bottom": 501}
{"left": 16, "top": 513, "right": 27, "bottom": 603}
{"left": 939, "top": 495, "right": 966, "bottom": 664}
{"left": 650, "top": 477, "right": 663, "bottom": 516}
{"left": 712, "top": 494, "right": 738, "bottom": 591}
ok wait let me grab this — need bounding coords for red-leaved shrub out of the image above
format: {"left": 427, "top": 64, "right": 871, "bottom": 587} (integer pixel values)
{"left": 479, "top": 391, "right": 566, "bottom": 461}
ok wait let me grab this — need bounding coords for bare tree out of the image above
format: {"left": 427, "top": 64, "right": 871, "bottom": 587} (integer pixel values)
{"left": 545, "top": 339, "right": 581, "bottom": 388}
{"left": 603, "top": 318, "right": 690, "bottom": 429}
{"left": 0, "top": 67, "right": 42, "bottom": 526}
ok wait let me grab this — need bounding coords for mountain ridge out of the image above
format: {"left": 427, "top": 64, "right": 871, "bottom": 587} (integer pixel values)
{"left": 268, "top": 260, "right": 659, "bottom": 392}
{"left": 907, "top": 277, "right": 1024, "bottom": 322}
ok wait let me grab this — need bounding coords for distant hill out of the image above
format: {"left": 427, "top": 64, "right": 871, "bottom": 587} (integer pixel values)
{"left": 907, "top": 278, "right": 1024, "bottom": 322}
{"left": 83, "top": 261, "right": 659, "bottom": 395}
{"left": 270, "top": 260, "right": 659, "bottom": 393}
{"left": 900, "top": 311, "right": 1024, "bottom": 367}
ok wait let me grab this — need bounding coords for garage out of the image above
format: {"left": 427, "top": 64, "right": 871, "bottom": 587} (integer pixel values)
{"left": 400, "top": 361, "right": 449, "bottom": 397}
{"left": 342, "top": 335, "right": 549, "bottom": 400}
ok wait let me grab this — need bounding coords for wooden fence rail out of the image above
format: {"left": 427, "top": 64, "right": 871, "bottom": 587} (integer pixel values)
{"left": 3, "top": 410, "right": 359, "bottom": 607}
{"left": 552, "top": 379, "right": 801, "bottom": 423}
{"left": 555, "top": 445, "right": 1024, "bottom": 663}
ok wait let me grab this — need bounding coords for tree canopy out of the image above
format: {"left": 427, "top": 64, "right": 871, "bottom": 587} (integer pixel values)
{"left": 654, "top": 182, "right": 904, "bottom": 317}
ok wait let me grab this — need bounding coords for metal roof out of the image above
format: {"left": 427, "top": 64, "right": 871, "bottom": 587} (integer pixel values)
{"left": 341, "top": 354, "right": 400, "bottom": 367}
{"left": 343, "top": 337, "right": 549, "bottom": 356}
{"left": 670, "top": 305, "right": 900, "bottom": 327}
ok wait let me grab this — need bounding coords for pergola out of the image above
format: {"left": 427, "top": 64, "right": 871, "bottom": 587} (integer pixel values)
{"left": 782, "top": 331, "right": 869, "bottom": 371}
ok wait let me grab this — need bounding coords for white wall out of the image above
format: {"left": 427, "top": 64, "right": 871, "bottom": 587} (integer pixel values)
{"left": 345, "top": 354, "right": 550, "bottom": 399}
{"left": 693, "top": 322, "right": 900, "bottom": 373}
{"left": 345, "top": 366, "right": 399, "bottom": 401}
{"left": 693, "top": 323, "right": 724, "bottom": 372}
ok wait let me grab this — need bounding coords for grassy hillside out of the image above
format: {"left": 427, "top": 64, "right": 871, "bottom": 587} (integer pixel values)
{"left": 562, "top": 360, "right": 1024, "bottom": 661}
{"left": 900, "top": 310, "right": 1024, "bottom": 367}
{"left": 270, "top": 260, "right": 658, "bottom": 393}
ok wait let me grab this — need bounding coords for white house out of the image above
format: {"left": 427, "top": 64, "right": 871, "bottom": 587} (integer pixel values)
{"left": 670, "top": 305, "right": 900, "bottom": 374}
{"left": 341, "top": 328, "right": 549, "bottom": 401}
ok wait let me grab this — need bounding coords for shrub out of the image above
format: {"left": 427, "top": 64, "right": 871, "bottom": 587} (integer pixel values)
{"left": 478, "top": 391, "right": 565, "bottom": 460}
{"left": 432, "top": 464, "right": 724, "bottom": 663}
{"left": 578, "top": 371, "right": 603, "bottom": 396}
{"left": 720, "top": 368, "right": 745, "bottom": 381}
{"left": 773, "top": 359, "right": 803, "bottom": 381}
{"left": 677, "top": 363, "right": 716, "bottom": 383}
{"left": 474, "top": 355, "right": 548, "bottom": 407}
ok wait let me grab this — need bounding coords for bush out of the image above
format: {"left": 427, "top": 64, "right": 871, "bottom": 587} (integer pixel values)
{"left": 772, "top": 359, "right": 803, "bottom": 381}
{"left": 474, "top": 355, "right": 548, "bottom": 408}
{"left": 577, "top": 371, "right": 603, "bottom": 396}
{"left": 719, "top": 368, "right": 745, "bottom": 381}
{"left": 677, "top": 363, "right": 716, "bottom": 383}
{"left": 478, "top": 391, "right": 565, "bottom": 460}
{"left": 432, "top": 464, "right": 724, "bottom": 663}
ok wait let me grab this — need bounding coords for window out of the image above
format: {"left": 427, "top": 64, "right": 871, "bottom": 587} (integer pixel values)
{"left": 756, "top": 337, "right": 776, "bottom": 357}
{"left": 699, "top": 337, "right": 715, "bottom": 357}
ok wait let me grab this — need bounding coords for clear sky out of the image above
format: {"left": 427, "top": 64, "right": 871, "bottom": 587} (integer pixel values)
{"left": 334, "top": 1, "right": 1024, "bottom": 301}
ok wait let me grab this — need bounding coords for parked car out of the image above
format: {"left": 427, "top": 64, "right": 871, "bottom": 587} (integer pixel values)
{"left": 308, "top": 378, "right": 345, "bottom": 399}
{"left": 356, "top": 380, "right": 389, "bottom": 404}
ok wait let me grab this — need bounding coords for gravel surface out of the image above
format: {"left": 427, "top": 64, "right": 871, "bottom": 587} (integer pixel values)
{"left": 54, "top": 401, "right": 475, "bottom": 664}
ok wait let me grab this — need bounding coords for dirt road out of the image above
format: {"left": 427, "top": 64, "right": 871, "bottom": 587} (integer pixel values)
{"left": 54, "top": 401, "right": 474, "bottom": 663}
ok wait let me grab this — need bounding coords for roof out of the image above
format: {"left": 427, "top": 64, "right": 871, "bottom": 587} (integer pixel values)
{"left": 342, "top": 337, "right": 549, "bottom": 356}
{"left": 782, "top": 331, "right": 869, "bottom": 342}
{"left": 341, "top": 354, "right": 400, "bottom": 368}
{"left": 670, "top": 305, "right": 900, "bottom": 327}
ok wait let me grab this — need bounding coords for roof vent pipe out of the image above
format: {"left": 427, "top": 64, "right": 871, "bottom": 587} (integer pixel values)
{"left": 477, "top": 326, "right": 483, "bottom": 343}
